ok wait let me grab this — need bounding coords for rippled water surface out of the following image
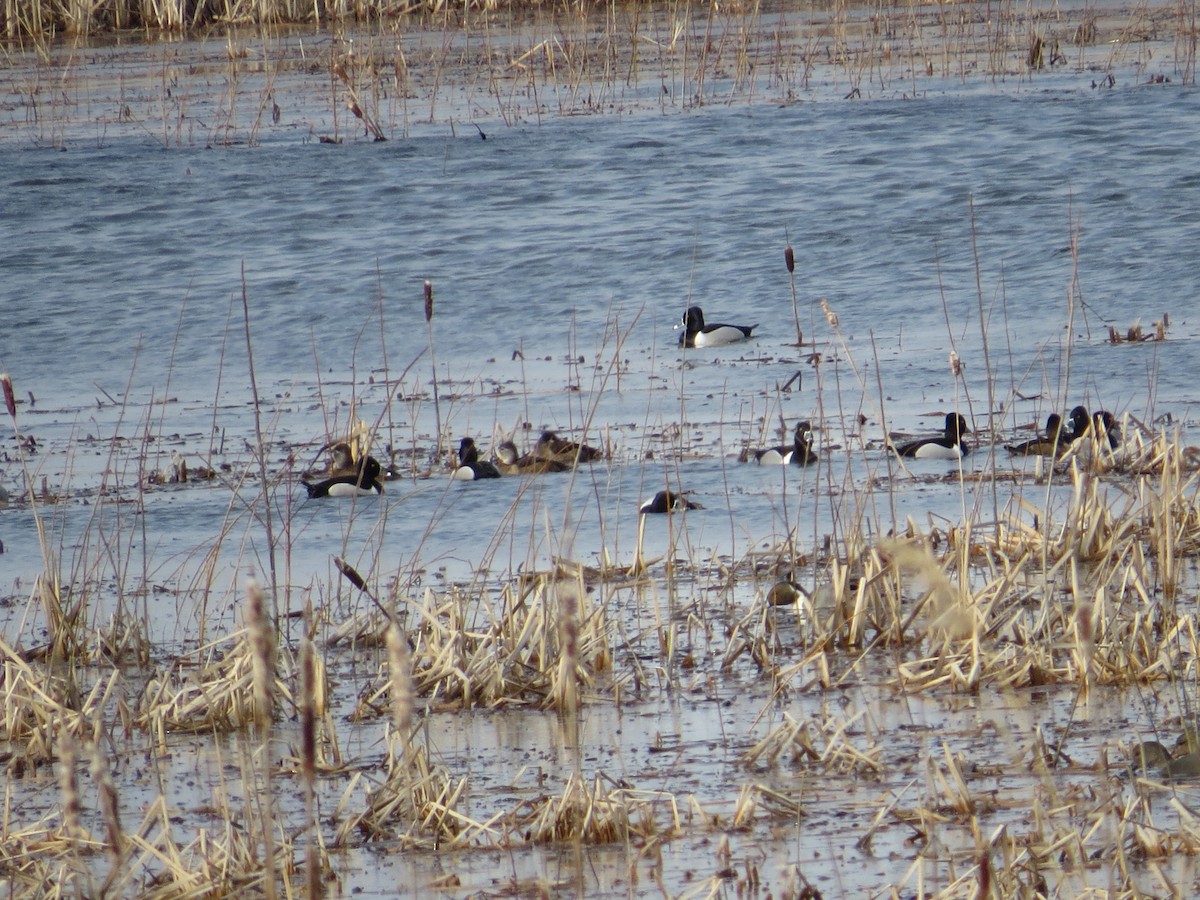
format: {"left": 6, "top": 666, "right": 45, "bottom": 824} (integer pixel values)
{"left": 3, "top": 49, "right": 1200, "bottom": 896}
{"left": 4, "top": 85, "right": 1198, "bottom": 574}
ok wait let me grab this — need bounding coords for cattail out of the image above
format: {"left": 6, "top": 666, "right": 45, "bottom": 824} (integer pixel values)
{"left": 300, "top": 637, "right": 317, "bottom": 782}
{"left": 1, "top": 374, "right": 15, "bottom": 420}
{"left": 820, "top": 299, "right": 839, "bottom": 328}
{"left": 784, "top": 246, "right": 795, "bottom": 273}
{"left": 423, "top": 280, "right": 433, "bottom": 323}
{"left": 387, "top": 623, "right": 414, "bottom": 734}
{"left": 334, "top": 556, "right": 367, "bottom": 591}
{"left": 92, "top": 742, "right": 124, "bottom": 857}
{"left": 58, "top": 734, "right": 82, "bottom": 841}
{"left": 949, "top": 351, "right": 962, "bottom": 377}
{"left": 1075, "top": 600, "right": 1095, "bottom": 662}
{"left": 245, "top": 577, "right": 275, "bottom": 727}
{"left": 556, "top": 580, "right": 580, "bottom": 717}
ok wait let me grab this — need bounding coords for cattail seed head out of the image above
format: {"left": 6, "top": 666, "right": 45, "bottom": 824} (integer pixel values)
{"left": 300, "top": 637, "right": 317, "bottom": 782}
{"left": 245, "top": 577, "right": 275, "bottom": 728}
{"left": 423, "top": 280, "right": 433, "bottom": 323}
{"left": 784, "top": 246, "right": 795, "bottom": 273}
{"left": 387, "top": 623, "right": 414, "bottom": 735}
{"left": 949, "top": 351, "right": 963, "bottom": 377}
{"left": 820, "top": 299, "right": 839, "bottom": 329}
{"left": 58, "top": 735, "right": 82, "bottom": 840}
{"left": 91, "top": 743, "right": 123, "bottom": 857}
{"left": 1, "top": 374, "right": 15, "bottom": 420}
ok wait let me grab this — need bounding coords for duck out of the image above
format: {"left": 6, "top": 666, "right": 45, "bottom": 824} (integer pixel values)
{"left": 676, "top": 305, "right": 758, "bottom": 348}
{"left": 1130, "top": 740, "right": 1173, "bottom": 773}
{"left": 452, "top": 437, "right": 501, "bottom": 480}
{"left": 304, "top": 455, "right": 383, "bottom": 497}
{"left": 1092, "top": 410, "right": 1121, "bottom": 449}
{"left": 1128, "top": 739, "right": 1200, "bottom": 778}
{"left": 631, "top": 489, "right": 701, "bottom": 575}
{"left": 753, "top": 421, "right": 818, "bottom": 466}
{"left": 892, "top": 413, "right": 970, "bottom": 460}
{"left": 639, "top": 490, "right": 702, "bottom": 514}
{"left": 1064, "top": 405, "right": 1092, "bottom": 444}
{"left": 326, "top": 441, "right": 356, "bottom": 474}
{"left": 1006, "top": 413, "right": 1066, "bottom": 457}
{"left": 766, "top": 578, "right": 811, "bottom": 606}
{"left": 494, "top": 439, "right": 570, "bottom": 475}
{"left": 533, "top": 430, "right": 603, "bottom": 465}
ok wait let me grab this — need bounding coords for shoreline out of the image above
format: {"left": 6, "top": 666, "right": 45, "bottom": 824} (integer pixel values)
{"left": 2, "top": 0, "right": 1193, "bottom": 148}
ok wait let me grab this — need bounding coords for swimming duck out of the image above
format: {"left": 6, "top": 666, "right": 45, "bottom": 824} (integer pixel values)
{"left": 304, "top": 455, "right": 383, "bottom": 497}
{"left": 1064, "top": 405, "right": 1092, "bottom": 443}
{"left": 892, "top": 413, "right": 970, "bottom": 460}
{"left": 494, "top": 439, "right": 570, "bottom": 475}
{"left": 639, "top": 490, "right": 702, "bottom": 514}
{"left": 1092, "top": 410, "right": 1121, "bottom": 449}
{"left": 1006, "top": 413, "right": 1066, "bottom": 457}
{"left": 452, "top": 437, "right": 501, "bottom": 480}
{"left": 766, "top": 578, "right": 811, "bottom": 606}
{"left": 676, "top": 305, "right": 758, "bottom": 348}
{"left": 326, "top": 441, "right": 356, "bottom": 474}
{"left": 1165, "top": 750, "right": 1200, "bottom": 777}
{"left": 1130, "top": 740, "right": 1173, "bottom": 773}
{"left": 533, "top": 430, "right": 603, "bottom": 465}
{"left": 753, "top": 421, "right": 818, "bottom": 466}
{"left": 1129, "top": 739, "right": 1200, "bottom": 778}
{"left": 630, "top": 489, "right": 700, "bottom": 575}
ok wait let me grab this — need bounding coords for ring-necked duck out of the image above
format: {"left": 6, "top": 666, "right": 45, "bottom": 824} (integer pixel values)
{"left": 631, "top": 488, "right": 700, "bottom": 575}
{"left": 1092, "top": 410, "right": 1121, "bottom": 449}
{"left": 1064, "top": 405, "right": 1091, "bottom": 443}
{"left": 452, "top": 437, "right": 502, "bottom": 480}
{"left": 327, "top": 441, "right": 356, "bottom": 474}
{"left": 676, "top": 306, "right": 758, "bottom": 348}
{"left": 639, "top": 490, "right": 702, "bottom": 514}
{"left": 494, "top": 439, "right": 570, "bottom": 475}
{"left": 533, "top": 430, "right": 603, "bottom": 465}
{"left": 892, "top": 413, "right": 970, "bottom": 460}
{"left": 1006, "top": 413, "right": 1066, "bottom": 457}
{"left": 753, "top": 421, "right": 817, "bottom": 466}
{"left": 304, "top": 455, "right": 383, "bottom": 497}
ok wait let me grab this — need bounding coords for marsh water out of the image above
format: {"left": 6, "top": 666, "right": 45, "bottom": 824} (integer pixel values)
{"left": 3, "top": 15, "right": 1200, "bottom": 898}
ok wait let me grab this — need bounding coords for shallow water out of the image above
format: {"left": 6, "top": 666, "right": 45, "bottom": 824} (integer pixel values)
{"left": 2, "top": 19, "right": 1200, "bottom": 898}
{"left": 4, "top": 83, "right": 1199, "bottom": 591}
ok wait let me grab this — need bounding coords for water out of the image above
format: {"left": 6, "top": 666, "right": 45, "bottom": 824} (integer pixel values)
{"left": 2, "top": 38, "right": 1200, "bottom": 897}
{"left": 4, "top": 87, "right": 1198, "bottom": 588}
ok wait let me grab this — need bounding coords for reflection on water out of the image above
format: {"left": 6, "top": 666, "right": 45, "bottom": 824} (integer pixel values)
{"left": 1, "top": 41, "right": 1199, "bottom": 897}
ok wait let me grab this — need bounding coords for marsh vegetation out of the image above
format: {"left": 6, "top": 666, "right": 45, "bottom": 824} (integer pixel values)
{"left": 4, "top": 2, "right": 1200, "bottom": 895}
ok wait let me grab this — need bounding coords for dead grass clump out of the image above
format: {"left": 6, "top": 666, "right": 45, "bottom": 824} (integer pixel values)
{"left": 135, "top": 629, "right": 294, "bottom": 743}
{"left": 508, "top": 773, "right": 661, "bottom": 846}
{"left": 0, "top": 646, "right": 118, "bottom": 764}
{"left": 1107, "top": 314, "right": 1168, "bottom": 343}
{"left": 350, "top": 574, "right": 612, "bottom": 714}
{"left": 122, "top": 796, "right": 295, "bottom": 899}
{"left": 333, "top": 733, "right": 467, "bottom": 849}
{"left": 741, "top": 711, "right": 881, "bottom": 775}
